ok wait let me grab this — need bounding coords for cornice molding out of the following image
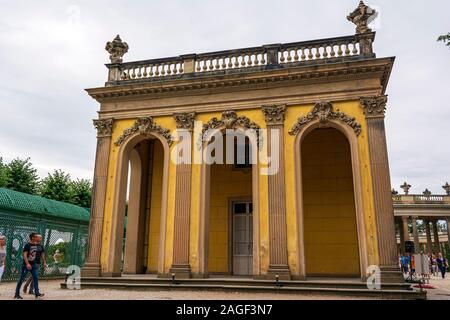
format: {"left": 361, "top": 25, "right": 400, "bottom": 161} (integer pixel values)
{"left": 114, "top": 117, "right": 173, "bottom": 146}
{"left": 288, "top": 101, "right": 362, "bottom": 137}
{"left": 87, "top": 58, "right": 394, "bottom": 103}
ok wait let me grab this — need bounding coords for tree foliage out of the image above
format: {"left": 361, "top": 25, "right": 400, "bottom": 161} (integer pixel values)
{"left": 69, "top": 179, "right": 92, "bottom": 208}
{"left": 0, "top": 156, "right": 92, "bottom": 208}
{"left": 3, "top": 157, "right": 39, "bottom": 194}
{"left": 0, "top": 157, "right": 8, "bottom": 188}
{"left": 39, "top": 169, "right": 72, "bottom": 203}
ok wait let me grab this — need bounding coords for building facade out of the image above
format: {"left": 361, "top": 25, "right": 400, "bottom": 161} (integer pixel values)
{"left": 82, "top": 2, "right": 403, "bottom": 283}
{"left": 393, "top": 184, "right": 450, "bottom": 255}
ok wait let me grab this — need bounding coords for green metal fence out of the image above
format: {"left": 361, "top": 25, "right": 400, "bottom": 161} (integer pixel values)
{"left": 0, "top": 188, "right": 89, "bottom": 281}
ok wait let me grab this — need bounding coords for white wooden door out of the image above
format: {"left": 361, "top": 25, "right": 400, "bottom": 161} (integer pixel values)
{"left": 232, "top": 201, "right": 253, "bottom": 276}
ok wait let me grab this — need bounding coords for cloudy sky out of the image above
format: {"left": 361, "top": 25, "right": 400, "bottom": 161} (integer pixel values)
{"left": 0, "top": 0, "right": 449, "bottom": 194}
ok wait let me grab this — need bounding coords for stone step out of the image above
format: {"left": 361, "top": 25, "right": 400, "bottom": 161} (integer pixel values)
{"left": 61, "top": 278, "right": 427, "bottom": 300}
{"left": 79, "top": 276, "right": 413, "bottom": 291}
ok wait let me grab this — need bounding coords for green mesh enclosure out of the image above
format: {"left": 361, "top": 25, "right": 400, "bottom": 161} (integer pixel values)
{"left": 0, "top": 189, "right": 89, "bottom": 282}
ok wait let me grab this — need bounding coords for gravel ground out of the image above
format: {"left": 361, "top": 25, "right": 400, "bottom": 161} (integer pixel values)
{"left": 0, "top": 280, "right": 373, "bottom": 300}
{"left": 0, "top": 275, "right": 448, "bottom": 300}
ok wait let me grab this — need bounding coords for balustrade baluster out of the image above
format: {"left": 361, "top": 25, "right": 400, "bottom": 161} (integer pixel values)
{"left": 337, "top": 44, "right": 343, "bottom": 57}
{"left": 315, "top": 47, "right": 321, "bottom": 59}
{"left": 330, "top": 44, "right": 336, "bottom": 57}
{"left": 323, "top": 46, "right": 329, "bottom": 59}
{"left": 352, "top": 42, "right": 358, "bottom": 55}
{"left": 307, "top": 47, "right": 313, "bottom": 60}
{"left": 260, "top": 53, "right": 266, "bottom": 65}
{"left": 280, "top": 50, "right": 286, "bottom": 63}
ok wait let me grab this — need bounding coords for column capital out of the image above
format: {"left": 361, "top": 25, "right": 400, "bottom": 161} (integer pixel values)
{"left": 173, "top": 112, "right": 196, "bottom": 131}
{"left": 93, "top": 118, "right": 114, "bottom": 137}
{"left": 360, "top": 95, "right": 388, "bottom": 118}
{"left": 262, "top": 104, "right": 286, "bottom": 126}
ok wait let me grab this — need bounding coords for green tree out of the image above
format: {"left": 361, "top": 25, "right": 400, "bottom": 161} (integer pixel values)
{"left": 69, "top": 179, "right": 92, "bottom": 208}
{"left": 39, "top": 169, "right": 72, "bottom": 202}
{"left": 4, "top": 157, "right": 39, "bottom": 194}
{"left": 0, "top": 157, "right": 8, "bottom": 188}
{"left": 437, "top": 33, "right": 450, "bottom": 48}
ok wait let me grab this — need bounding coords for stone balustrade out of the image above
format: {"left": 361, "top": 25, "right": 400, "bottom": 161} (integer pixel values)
{"left": 118, "top": 56, "right": 184, "bottom": 81}
{"left": 279, "top": 35, "right": 361, "bottom": 64}
{"left": 393, "top": 194, "right": 450, "bottom": 204}
{"left": 106, "top": 33, "right": 375, "bottom": 84}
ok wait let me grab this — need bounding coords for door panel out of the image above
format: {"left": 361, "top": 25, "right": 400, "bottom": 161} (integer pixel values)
{"left": 232, "top": 201, "right": 253, "bottom": 276}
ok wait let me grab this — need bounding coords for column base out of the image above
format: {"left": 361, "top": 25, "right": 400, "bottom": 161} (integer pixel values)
{"left": 81, "top": 263, "right": 101, "bottom": 277}
{"left": 379, "top": 265, "right": 405, "bottom": 284}
{"left": 267, "top": 265, "right": 291, "bottom": 280}
{"left": 169, "top": 264, "right": 192, "bottom": 279}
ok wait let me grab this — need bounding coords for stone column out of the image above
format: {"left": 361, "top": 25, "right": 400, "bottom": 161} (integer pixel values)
{"left": 169, "top": 112, "right": 196, "bottom": 278}
{"left": 360, "top": 96, "right": 403, "bottom": 283}
{"left": 402, "top": 216, "right": 410, "bottom": 241}
{"left": 262, "top": 105, "right": 290, "bottom": 280}
{"left": 432, "top": 220, "right": 440, "bottom": 254}
{"left": 398, "top": 218, "right": 405, "bottom": 254}
{"left": 81, "top": 118, "right": 114, "bottom": 277}
{"left": 425, "top": 219, "right": 433, "bottom": 254}
{"left": 447, "top": 218, "right": 450, "bottom": 248}
{"left": 411, "top": 216, "right": 420, "bottom": 253}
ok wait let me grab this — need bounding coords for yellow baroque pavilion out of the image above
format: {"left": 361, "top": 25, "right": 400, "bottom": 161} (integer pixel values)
{"left": 81, "top": 2, "right": 404, "bottom": 285}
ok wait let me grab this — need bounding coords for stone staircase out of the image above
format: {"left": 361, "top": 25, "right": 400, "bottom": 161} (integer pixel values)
{"left": 61, "top": 276, "right": 427, "bottom": 300}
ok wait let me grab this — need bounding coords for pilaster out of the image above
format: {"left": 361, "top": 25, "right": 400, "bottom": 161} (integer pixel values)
{"left": 81, "top": 118, "right": 114, "bottom": 277}
{"left": 262, "top": 105, "right": 290, "bottom": 280}
{"left": 360, "top": 95, "right": 404, "bottom": 284}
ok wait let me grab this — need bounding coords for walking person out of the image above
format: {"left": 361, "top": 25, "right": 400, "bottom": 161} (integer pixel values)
{"left": 401, "top": 254, "right": 409, "bottom": 275}
{"left": 436, "top": 253, "right": 449, "bottom": 279}
{"left": 431, "top": 254, "right": 438, "bottom": 276}
{"left": 0, "top": 235, "right": 6, "bottom": 282}
{"left": 14, "top": 233, "right": 46, "bottom": 299}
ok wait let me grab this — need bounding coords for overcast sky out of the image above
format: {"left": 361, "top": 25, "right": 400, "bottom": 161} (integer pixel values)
{"left": 0, "top": 0, "right": 449, "bottom": 194}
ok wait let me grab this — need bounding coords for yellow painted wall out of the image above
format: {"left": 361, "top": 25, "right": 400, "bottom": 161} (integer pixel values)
{"left": 284, "top": 101, "right": 379, "bottom": 276}
{"left": 100, "top": 116, "right": 178, "bottom": 274}
{"left": 100, "top": 101, "right": 379, "bottom": 277}
{"left": 302, "top": 128, "right": 360, "bottom": 276}
{"left": 146, "top": 141, "right": 164, "bottom": 272}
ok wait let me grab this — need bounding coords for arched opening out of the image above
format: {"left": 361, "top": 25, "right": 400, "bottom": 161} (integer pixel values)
{"left": 301, "top": 127, "right": 360, "bottom": 277}
{"left": 110, "top": 135, "right": 167, "bottom": 276}
{"left": 202, "top": 130, "right": 258, "bottom": 277}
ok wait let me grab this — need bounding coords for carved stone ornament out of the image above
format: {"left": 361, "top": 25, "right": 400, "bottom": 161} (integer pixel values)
{"left": 443, "top": 182, "right": 450, "bottom": 196}
{"left": 288, "top": 101, "right": 362, "bottom": 137}
{"left": 423, "top": 189, "right": 432, "bottom": 197}
{"left": 115, "top": 117, "right": 173, "bottom": 146}
{"left": 105, "top": 35, "right": 129, "bottom": 63}
{"left": 360, "top": 95, "right": 388, "bottom": 117}
{"left": 173, "top": 112, "right": 196, "bottom": 130}
{"left": 262, "top": 105, "right": 286, "bottom": 126}
{"left": 199, "top": 110, "right": 262, "bottom": 149}
{"left": 400, "top": 182, "right": 411, "bottom": 195}
{"left": 93, "top": 118, "right": 114, "bottom": 137}
{"left": 347, "top": 1, "right": 378, "bottom": 34}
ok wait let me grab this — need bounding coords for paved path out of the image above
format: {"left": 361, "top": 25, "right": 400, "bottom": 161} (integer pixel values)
{"left": 0, "top": 280, "right": 372, "bottom": 300}
{"left": 0, "top": 275, "right": 448, "bottom": 300}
